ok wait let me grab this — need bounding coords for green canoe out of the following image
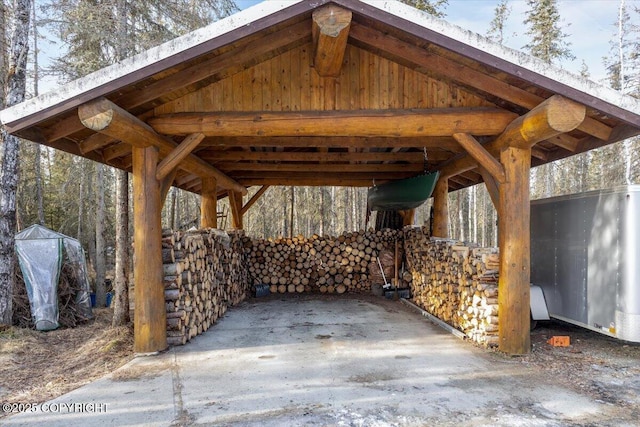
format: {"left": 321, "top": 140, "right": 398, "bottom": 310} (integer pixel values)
{"left": 367, "top": 171, "right": 440, "bottom": 211}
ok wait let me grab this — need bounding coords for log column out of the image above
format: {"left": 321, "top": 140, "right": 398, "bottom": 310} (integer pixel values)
{"left": 498, "top": 145, "right": 531, "bottom": 354}
{"left": 201, "top": 177, "right": 218, "bottom": 229}
{"left": 132, "top": 145, "right": 167, "bottom": 354}
{"left": 399, "top": 208, "right": 416, "bottom": 227}
{"left": 229, "top": 191, "right": 244, "bottom": 230}
{"left": 432, "top": 177, "right": 449, "bottom": 238}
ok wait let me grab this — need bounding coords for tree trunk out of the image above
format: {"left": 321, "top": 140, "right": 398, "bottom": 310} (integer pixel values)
{"left": 77, "top": 160, "right": 85, "bottom": 239}
{"left": 112, "top": 169, "right": 130, "bottom": 326}
{"left": 95, "top": 163, "right": 106, "bottom": 307}
{"left": 0, "top": 1, "right": 6, "bottom": 111}
{"left": 0, "top": 0, "right": 31, "bottom": 325}
{"left": 31, "top": 1, "right": 44, "bottom": 225}
{"left": 169, "top": 187, "right": 177, "bottom": 230}
{"left": 289, "top": 186, "right": 294, "bottom": 237}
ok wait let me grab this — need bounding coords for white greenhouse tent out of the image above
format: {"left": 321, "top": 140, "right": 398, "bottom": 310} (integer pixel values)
{"left": 15, "top": 224, "right": 93, "bottom": 331}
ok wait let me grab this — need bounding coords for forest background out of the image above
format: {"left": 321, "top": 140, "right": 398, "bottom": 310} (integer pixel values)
{"left": 1, "top": 0, "right": 639, "bottom": 318}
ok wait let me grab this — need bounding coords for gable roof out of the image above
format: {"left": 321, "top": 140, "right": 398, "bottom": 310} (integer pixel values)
{"left": 2, "top": 0, "right": 640, "bottom": 193}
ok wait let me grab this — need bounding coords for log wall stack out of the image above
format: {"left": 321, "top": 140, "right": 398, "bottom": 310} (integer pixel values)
{"left": 243, "top": 229, "right": 402, "bottom": 294}
{"left": 404, "top": 226, "right": 500, "bottom": 347}
{"left": 161, "top": 229, "right": 250, "bottom": 346}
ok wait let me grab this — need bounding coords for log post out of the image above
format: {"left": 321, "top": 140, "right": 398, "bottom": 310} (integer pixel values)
{"left": 132, "top": 145, "right": 167, "bottom": 354}
{"left": 312, "top": 5, "right": 352, "bottom": 77}
{"left": 201, "top": 177, "right": 218, "bottom": 229}
{"left": 229, "top": 191, "right": 244, "bottom": 230}
{"left": 432, "top": 177, "right": 449, "bottom": 238}
{"left": 398, "top": 209, "right": 416, "bottom": 227}
{"left": 498, "top": 145, "right": 531, "bottom": 355}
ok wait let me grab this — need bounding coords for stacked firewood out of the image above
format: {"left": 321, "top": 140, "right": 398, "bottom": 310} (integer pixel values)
{"left": 243, "top": 229, "right": 401, "bottom": 294}
{"left": 161, "top": 229, "right": 249, "bottom": 346}
{"left": 404, "top": 227, "right": 500, "bottom": 347}
{"left": 13, "top": 262, "right": 92, "bottom": 329}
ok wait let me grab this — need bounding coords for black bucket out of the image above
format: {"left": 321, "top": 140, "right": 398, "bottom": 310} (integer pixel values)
{"left": 255, "top": 284, "right": 270, "bottom": 297}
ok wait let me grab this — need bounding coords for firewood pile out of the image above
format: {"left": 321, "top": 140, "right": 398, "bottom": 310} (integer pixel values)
{"left": 13, "top": 262, "right": 92, "bottom": 329}
{"left": 242, "top": 229, "right": 402, "bottom": 294}
{"left": 404, "top": 226, "right": 500, "bottom": 347}
{"left": 161, "top": 229, "right": 250, "bottom": 346}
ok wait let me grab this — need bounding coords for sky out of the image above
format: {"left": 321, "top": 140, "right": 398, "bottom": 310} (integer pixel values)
{"left": 235, "top": 0, "right": 638, "bottom": 84}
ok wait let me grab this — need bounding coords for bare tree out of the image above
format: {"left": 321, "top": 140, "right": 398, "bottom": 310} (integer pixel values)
{"left": 94, "top": 163, "right": 106, "bottom": 307}
{"left": 0, "top": 0, "right": 32, "bottom": 325}
{"left": 112, "top": 170, "right": 129, "bottom": 326}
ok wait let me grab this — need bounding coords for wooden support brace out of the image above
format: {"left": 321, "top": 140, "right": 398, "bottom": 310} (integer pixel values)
{"left": 312, "top": 5, "right": 352, "bottom": 77}
{"left": 432, "top": 177, "right": 449, "bottom": 238}
{"left": 241, "top": 185, "right": 270, "bottom": 215}
{"left": 132, "top": 145, "right": 167, "bottom": 354}
{"left": 156, "top": 133, "right": 205, "bottom": 181}
{"left": 439, "top": 96, "right": 586, "bottom": 179}
{"left": 201, "top": 177, "right": 218, "bottom": 229}
{"left": 453, "top": 133, "right": 506, "bottom": 183}
{"left": 476, "top": 165, "right": 499, "bottom": 209}
{"left": 78, "top": 98, "right": 246, "bottom": 195}
{"left": 498, "top": 145, "right": 532, "bottom": 355}
{"left": 160, "top": 168, "right": 178, "bottom": 207}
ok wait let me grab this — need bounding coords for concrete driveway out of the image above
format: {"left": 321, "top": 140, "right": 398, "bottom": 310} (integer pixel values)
{"left": 2, "top": 294, "right": 629, "bottom": 426}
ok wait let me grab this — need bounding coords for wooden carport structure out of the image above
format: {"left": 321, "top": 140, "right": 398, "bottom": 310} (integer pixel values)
{"left": 2, "top": 0, "right": 640, "bottom": 355}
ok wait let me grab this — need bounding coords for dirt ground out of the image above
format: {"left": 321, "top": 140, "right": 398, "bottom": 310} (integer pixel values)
{"left": 0, "top": 308, "right": 133, "bottom": 417}
{"left": 1, "top": 299, "right": 639, "bottom": 424}
{"left": 520, "top": 319, "right": 640, "bottom": 416}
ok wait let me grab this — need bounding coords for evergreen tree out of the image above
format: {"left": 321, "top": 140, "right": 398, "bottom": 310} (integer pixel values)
{"left": 522, "top": 0, "right": 575, "bottom": 64}
{"left": 400, "top": 0, "right": 448, "bottom": 18}
{"left": 43, "top": 0, "right": 238, "bottom": 80}
{"left": 486, "top": 0, "right": 511, "bottom": 45}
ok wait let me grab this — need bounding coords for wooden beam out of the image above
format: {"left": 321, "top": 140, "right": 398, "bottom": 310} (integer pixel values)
{"left": 498, "top": 145, "right": 531, "bottom": 355}
{"left": 349, "top": 22, "right": 611, "bottom": 141}
{"left": 453, "top": 133, "right": 506, "bottom": 183}
{"left": 201, "top": 150, "right": 449, "bottom": 162}
{"left": 238, "top": 177, "right": 379, "bottom": 187}
{"left": 148, "top": 108, "right": 518, "bottom": 138}
{"left": 548, "top": 134, "right": 579, "bottom": 152}
{"left": 199, "top": 136, "right": 464, "bottom": 150}
{"left": 476, "top": 165, "right": 499, "bottom": 209}
{"left": 215, "top": 162, "right": 425, "bottom": 173}
{"left": 432, "top": 177, "right": 449, "bottom": 238}
{"left": 103, "top": 142, "right": 131, "bottom": 162}
{"left": 312, "top": 5, "right": 352, "bottom": 77}
{"left": 439, "top": 96, "right": 586, "bottom": 178}
{"left": 79, "top": 132, "right": 117, "bottom": 154}
{"left": 231, "top": 171, "right": 416, "bottom": 181}
{"left": 229, "top": 191, "right": 243, "bottom": 229}
{"left": 175, "top": 173, "right": 199, "bottom": 187}
{"left": 241, "top": 185, "right": 270, "bottom": 215}
{"left": 132, "top": 145, "right": 167, "bottom": 354}
{"left": 156, "top": 133, "right": 205, "bottom": 180}
{"left": 200, "top": 177, "right": 218, "bottom": 229}
{"left": 531, "top": 146, "right": 548, "bottom": 161}
{"left": 78, "top": 98, "right": 246, "bottom": 195}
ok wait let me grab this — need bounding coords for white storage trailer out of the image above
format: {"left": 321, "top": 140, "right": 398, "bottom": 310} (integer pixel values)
{"left": 530, "top": 186, "right": 640, "bottom": 342}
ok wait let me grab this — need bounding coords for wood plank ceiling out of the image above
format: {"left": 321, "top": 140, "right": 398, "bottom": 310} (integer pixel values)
{"left": 3, "top": 0, "right": 639, "bottom": 197}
